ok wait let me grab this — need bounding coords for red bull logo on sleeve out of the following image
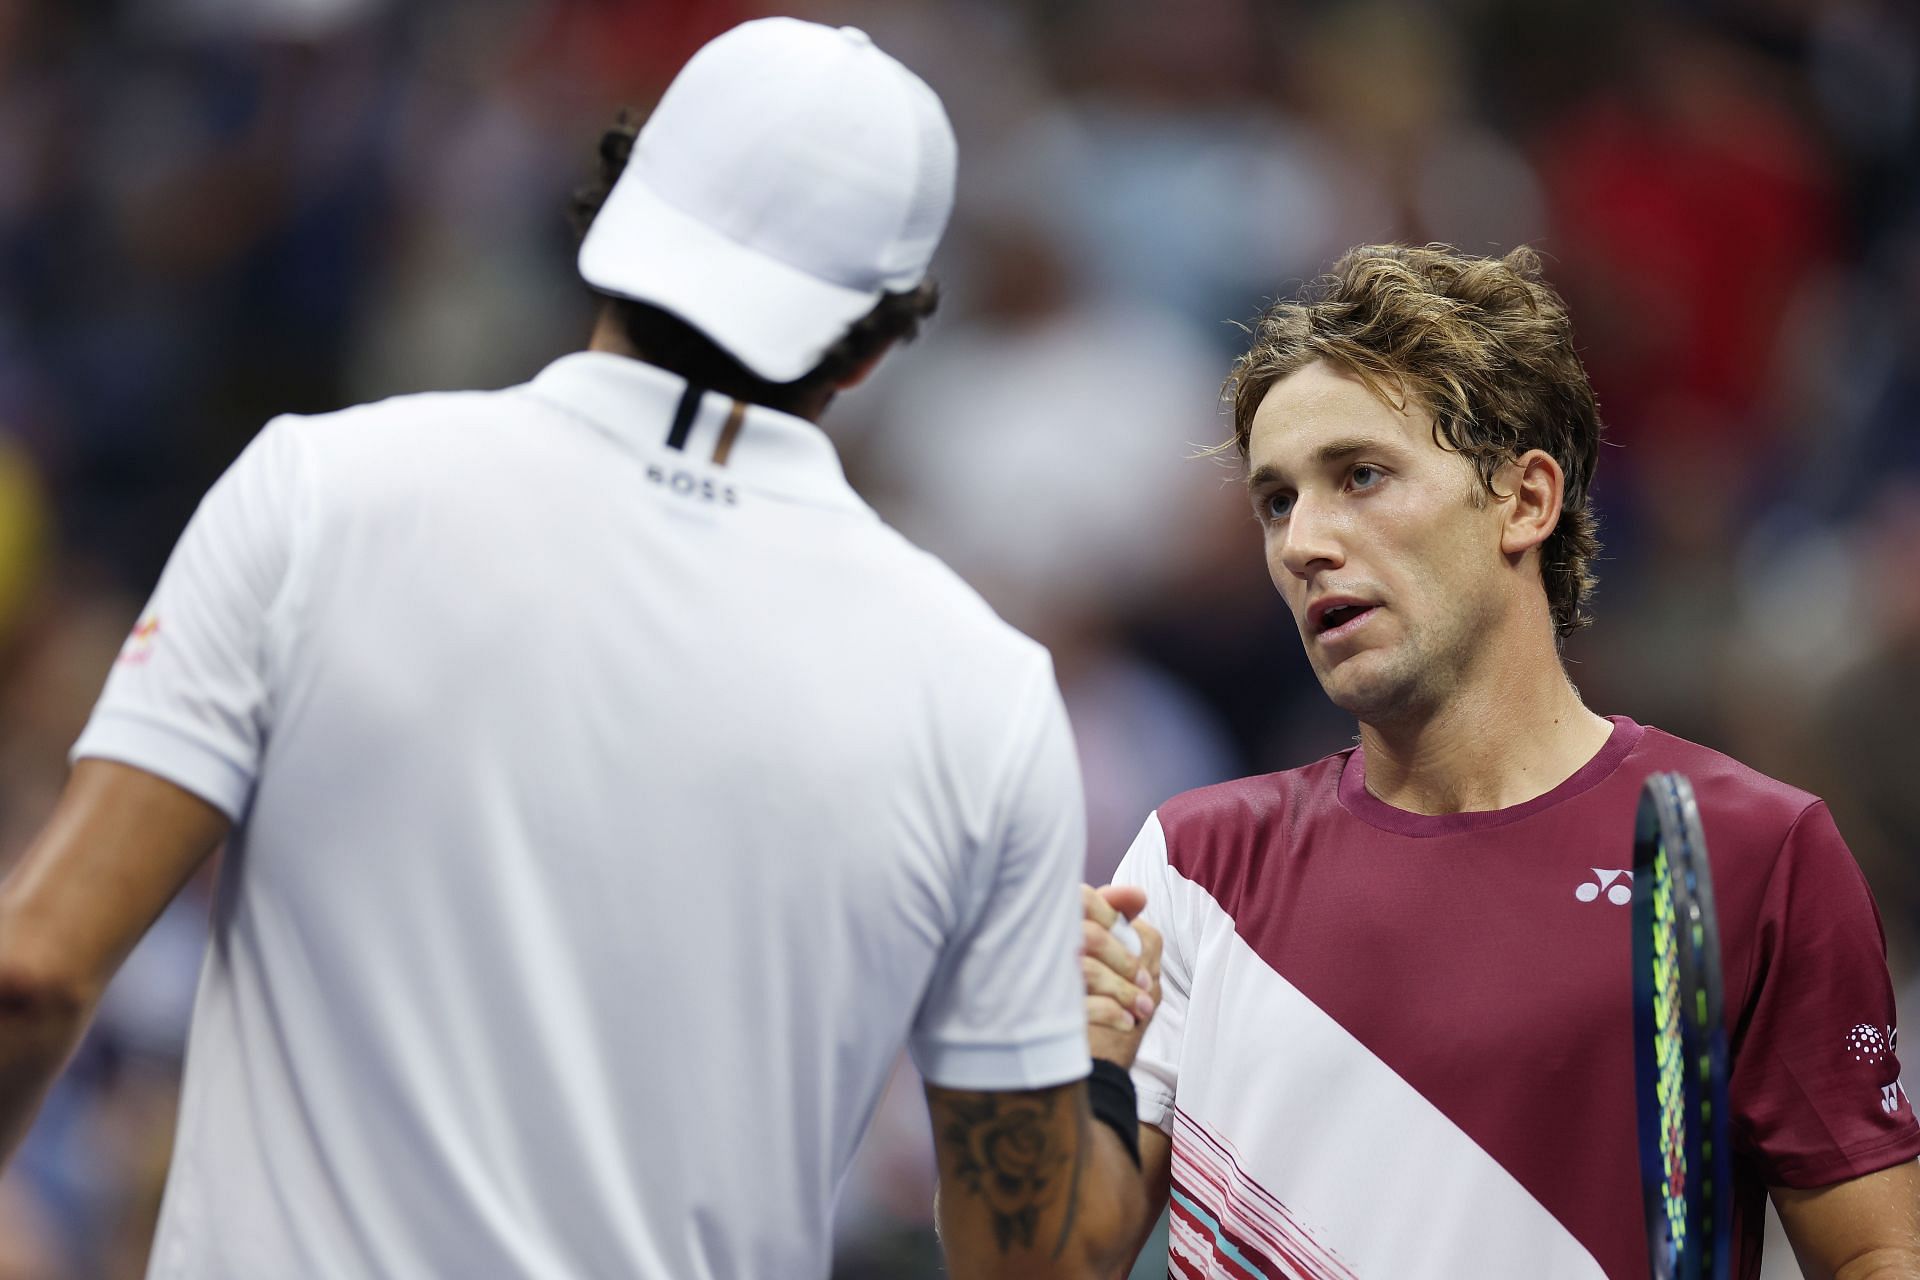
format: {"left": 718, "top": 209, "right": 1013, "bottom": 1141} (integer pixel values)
{"left": 117, "top": 615, "right": 160, "bottom": 666}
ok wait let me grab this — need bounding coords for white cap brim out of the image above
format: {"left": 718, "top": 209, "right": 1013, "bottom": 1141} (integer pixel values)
{"left": 579, "top": 172, "right": 884, "bottom": 385}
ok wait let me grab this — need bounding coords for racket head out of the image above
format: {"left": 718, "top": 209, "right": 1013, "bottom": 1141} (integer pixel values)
{"left": 1631, "top": 771, "right": 1733, "bottom": 1280}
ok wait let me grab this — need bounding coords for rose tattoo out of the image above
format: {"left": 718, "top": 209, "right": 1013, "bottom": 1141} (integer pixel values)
{"left": 937, "top": 1092, "right": 1073, "bottom": 1251}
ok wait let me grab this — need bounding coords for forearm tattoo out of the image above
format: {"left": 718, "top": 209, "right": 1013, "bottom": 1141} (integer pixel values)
{"left": 933, "top": 1087, "right": 1084, "bottom": 1255}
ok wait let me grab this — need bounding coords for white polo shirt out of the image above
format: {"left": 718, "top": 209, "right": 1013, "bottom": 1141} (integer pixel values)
{"left": 72, "top": 352, "right": 1092, "bottom": 1280}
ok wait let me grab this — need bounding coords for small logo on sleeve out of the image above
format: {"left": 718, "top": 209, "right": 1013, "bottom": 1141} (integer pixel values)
{"left": 1844, "top": 1024, "right": 1908, "bottom": 1112}
{"left": 117, "top": 615, "right": 161, "bottom": 666}
{"left": 1574, "top": 868, "right": 1633, "bottom": 905}
{"left": 1845, "top": 1023, "right": 1891, "bottom": 1066}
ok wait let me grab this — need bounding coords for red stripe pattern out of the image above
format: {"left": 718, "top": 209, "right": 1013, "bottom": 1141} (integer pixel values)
{"left": 1167, "top": 1107, "right": 1360, "bottom": 1280}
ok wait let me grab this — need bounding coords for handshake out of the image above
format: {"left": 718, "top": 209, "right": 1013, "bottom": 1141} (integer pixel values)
{"left": 1080, "top": 884, "right": 1164, "bottom": 1068}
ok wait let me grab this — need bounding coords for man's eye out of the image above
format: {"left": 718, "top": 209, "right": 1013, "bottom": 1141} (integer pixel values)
{"left": 1265, "top": 492, "right": 1293, "bottom": 519}
{"left": 1350, "top": 465, "right": 1381, "bottom": 489}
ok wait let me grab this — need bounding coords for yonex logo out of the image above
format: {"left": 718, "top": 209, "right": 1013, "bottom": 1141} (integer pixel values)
{"left": 1574, "top": 868, "right": 1633, "bottom": 906}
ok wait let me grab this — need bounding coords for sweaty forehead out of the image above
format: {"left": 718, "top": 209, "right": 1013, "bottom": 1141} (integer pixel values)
{"left": 1246, "top": 361, "right": 1432, "bottom": 472}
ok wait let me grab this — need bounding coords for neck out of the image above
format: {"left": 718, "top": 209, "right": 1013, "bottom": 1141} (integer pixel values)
{"left": 1356, "top": 629, "right": 1613, "bottom": 816}
{"left": 584, "top": 314, "right": 833, "bottom": 422}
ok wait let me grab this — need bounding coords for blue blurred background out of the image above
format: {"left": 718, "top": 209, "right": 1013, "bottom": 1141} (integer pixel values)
{"left": 0, "top": 0, "right": 1915, "bottom": 1276}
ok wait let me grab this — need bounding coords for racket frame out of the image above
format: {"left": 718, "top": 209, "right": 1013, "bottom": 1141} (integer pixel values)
{"left": 1631, "top": 771, "right": 1733, "bottom": 1280}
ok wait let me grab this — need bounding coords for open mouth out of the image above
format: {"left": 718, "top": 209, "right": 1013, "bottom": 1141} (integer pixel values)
{"left": 1319, "top": 604, "right": 1366, "bottom": 632}
{"left": 1313, "top": 602, "right": 1378, "bottom": 639}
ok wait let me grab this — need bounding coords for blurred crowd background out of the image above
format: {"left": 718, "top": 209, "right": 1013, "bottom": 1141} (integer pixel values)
{"left": 0, "top": 0, "right": 1916, "bottom": 1276}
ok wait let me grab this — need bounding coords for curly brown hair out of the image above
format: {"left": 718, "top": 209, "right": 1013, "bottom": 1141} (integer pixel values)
{"left": 1225, "top": 243, "right": 1604, "bottom": 638}
{"left": 569, "top": 113, "right": 938, "bottom": 414}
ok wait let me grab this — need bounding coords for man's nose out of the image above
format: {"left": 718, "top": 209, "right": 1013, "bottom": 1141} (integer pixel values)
{"left": 1277, "top": 496, "right": 1344, "bottom": 580}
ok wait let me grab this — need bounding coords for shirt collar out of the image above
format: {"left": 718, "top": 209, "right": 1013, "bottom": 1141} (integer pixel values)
{"left": 1337, "top": 715, "right": 1646, "bottom": 837}
{"left": 519, "top": 351, "right": 871, "bottom": 514}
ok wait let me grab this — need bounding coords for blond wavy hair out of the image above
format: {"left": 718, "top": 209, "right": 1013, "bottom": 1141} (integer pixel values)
{"left": 1226, "top": 243, "right": 1604, "bottom": 638}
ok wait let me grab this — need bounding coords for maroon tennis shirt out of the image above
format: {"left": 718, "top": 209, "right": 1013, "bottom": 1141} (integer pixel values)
{"left": 1119, "top": 716, "right": 1920, "bottom": 1280}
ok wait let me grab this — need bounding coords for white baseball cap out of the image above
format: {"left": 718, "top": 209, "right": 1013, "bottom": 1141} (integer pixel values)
{"left": 578, "top": 18, "right": 958, "bottom": 384}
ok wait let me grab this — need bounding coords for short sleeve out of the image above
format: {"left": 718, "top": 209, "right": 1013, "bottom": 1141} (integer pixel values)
{"left": 1731, "top": 801, "right": 1920, "bottom": 1187}
{"left": 70, "top": 419, "right": 307, "bottom": 821}
{"left": 1111, "top": 811, "right": 1188, "bottom": 1136}
{"left": 908, "top": 661, "right": 1092, "bottom": 1092}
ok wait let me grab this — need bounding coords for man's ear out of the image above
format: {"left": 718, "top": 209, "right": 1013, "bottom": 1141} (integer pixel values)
{"left": 1499, "top": 449, "right": 1565, "bottom": 557}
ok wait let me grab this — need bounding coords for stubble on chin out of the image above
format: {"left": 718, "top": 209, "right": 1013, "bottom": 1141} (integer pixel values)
{"left": 1319, "top": 601, "right": 1488, "bottom": 727}
{"left": 1319, "top": 650, "right": 1439, "bottom": 727}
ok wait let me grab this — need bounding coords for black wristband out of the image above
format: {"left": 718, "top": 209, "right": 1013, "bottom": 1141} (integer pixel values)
{"left": 1087, "top": 1058, "right": 1142, "bottom": 1170}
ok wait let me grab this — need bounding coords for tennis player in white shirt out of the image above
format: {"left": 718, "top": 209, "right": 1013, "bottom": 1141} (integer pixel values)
{"left": 0, "top": 19, "right": 1153, "bottom": 1279}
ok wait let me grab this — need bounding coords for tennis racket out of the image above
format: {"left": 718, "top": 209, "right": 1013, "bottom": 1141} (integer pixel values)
{"left": 1631, "top": 771, "right": 1732, "bottom": 1280}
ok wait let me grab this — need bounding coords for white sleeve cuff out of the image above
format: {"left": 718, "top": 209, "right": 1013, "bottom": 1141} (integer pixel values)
{"left": 909, "top": 1026, "right": 1092, "bottom": 1093}
{"left": 1133, "top": 1075, "right": 1174, "bottom": 1132}
{"left": 71, "top": 709, "right": 254, "bottom": 822}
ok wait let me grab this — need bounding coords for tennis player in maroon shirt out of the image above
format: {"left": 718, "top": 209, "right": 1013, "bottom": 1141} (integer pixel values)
{"left": 1077, "top": 244, "right": 1920, "bottom": 1279}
